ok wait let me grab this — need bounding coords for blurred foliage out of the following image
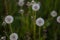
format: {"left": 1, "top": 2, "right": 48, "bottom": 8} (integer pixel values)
{"left": 0, "top": 0, "right": 60, "bottom": 40}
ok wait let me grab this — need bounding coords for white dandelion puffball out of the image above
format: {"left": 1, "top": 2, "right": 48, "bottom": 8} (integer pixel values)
{"left": 5, "top": 15, "right": 14, "bottom": 24}
{"left": 50, "top": 10, "right": 57, "bottom": 17}
{"left": 10, "top": 33, "right": 18, "bottom": 40}
{"left": 32, "top": 3, "right": 40, "bottom": 11}
{"left": 36, "top": 18, "right": 44, "bottom": 27}
{"left": 57, "top": 16, "right": 60, "bottom": 23}
{"left": 18, "top": 1, "right": 24, "bottom": 6}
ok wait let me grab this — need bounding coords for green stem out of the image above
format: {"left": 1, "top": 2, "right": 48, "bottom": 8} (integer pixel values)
{"left": 19, "top": 6, "right": 25, "bottom": 34}
{"left": 43, "top": 26, "right": 46, "bottom": 40}
{"left": 33, "top": 11, "right": 36, "bottom": 40}
{"left": 39, "top": 27, "right": 41, "bottom": 40}
{"left": 25, "top": 16, "right": 29, "bottom": 32}
{"left": 26, "top": 7, "right": 30, "bottom": 32}
{"left": 9, "top": 24, "right": 13, "bottom": 33}
{"left": 54, "top": 0, "right": 58, "bottom": 9}
{"left": 20, "top": 6, "right": 25, "bottom": 27}
{"left": 54, "top": 32, "right": 57, "bottom": 40}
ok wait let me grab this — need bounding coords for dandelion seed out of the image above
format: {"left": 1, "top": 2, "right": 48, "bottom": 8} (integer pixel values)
{"left": 57, "top": 16, "right": 60, "bottom": 23}
{"left": 36, "top": 18, "right": 44, "bottom": 27}
{"left": 32, "top": 3, "right": 40, "bottom": 11}
{"left": 50, "top": 10, "right": 57, "bottom": 17}
{"left": 5, "top": 15, "right": 14, "bottom": 24}
{"left": 10, "top": 33, "right": 18, "bottom": 40}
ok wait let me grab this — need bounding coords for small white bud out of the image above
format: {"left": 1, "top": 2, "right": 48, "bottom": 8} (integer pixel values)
{"left": 18, "top": 9, "right": 24, "bottom": 14}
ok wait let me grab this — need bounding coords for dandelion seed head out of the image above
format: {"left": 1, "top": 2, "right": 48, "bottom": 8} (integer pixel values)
{"left": 36, "top": 18, "right": 44, "bottom": 27}
{"left": 5, "top": 15, "right": 14, "bottom": 24}
{"left": 18, "top": 1, "right": 24, "bottom": 6}
{"left": 57, "top": 16, "right": 60, "bottom": 23}
{"left": 32, "top": 3, "right": 40, "bottom": 11}
{"left": 10, "top": 33, "right": 18, "bottom": 40}
{"left": 50, "top": 10, "right": 57, "bottom": 17}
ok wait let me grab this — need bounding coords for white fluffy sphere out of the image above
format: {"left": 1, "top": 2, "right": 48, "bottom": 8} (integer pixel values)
{"left": 36, "top": 18, "right": 44, "bottom": 27}
{"left": 10, "top": 33, "right": 18, "bottom": 40}
{"left": 32, "top": 3, "right": 40, "bottom": 11}
{"left": 50, "top": 10, "right": 57, "bottom": 17}
{"left": 5, "top": 15, "right": 14, "bottom": 24}
{"left": 18, "top": 1, "right": 24, "bottom": 6}
{"left": 57, "top": 16, "right": 60, "bottom": 23}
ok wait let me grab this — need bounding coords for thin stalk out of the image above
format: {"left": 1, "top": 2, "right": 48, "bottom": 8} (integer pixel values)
{"left": 20, "top": 6, "right": 24, "bottom": 24}
{"left": 54, "top": 23, "right": 57, "bottom": 40}
{"left": 20, "top": 6, "right": 25, "bottom": 27}
{"left": 9, "top": 24, "right": 13, "bottom": 33}
{"left": 39, "top": 27, "right": 41, "bottom": 40}
{"left": 26, "top": 7, "right": 30, "bottom": 32}
{"left": 54, "top": 32, "right": 57, "bottom": 40}
{"left": 54, "top": 0, "right": 58, "bottom": 9}
{"left": 19, "top": 6, "right": 25, "bottom": 34}
{"left": 26, "top": 17, "right": 29, "bottom": 32}
{"left": 17, "top": 7, "right": 24, "bottom": 40}
{"left": 43, "top": 26, "right": 46, "bottom": 40}
{"left": 33, "top": 11, "right": 36, "bottom": 40}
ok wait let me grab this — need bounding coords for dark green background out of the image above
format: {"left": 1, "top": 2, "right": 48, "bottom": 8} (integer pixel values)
{"left": 0, "top": 0, "right": 60, "bottom": 40}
